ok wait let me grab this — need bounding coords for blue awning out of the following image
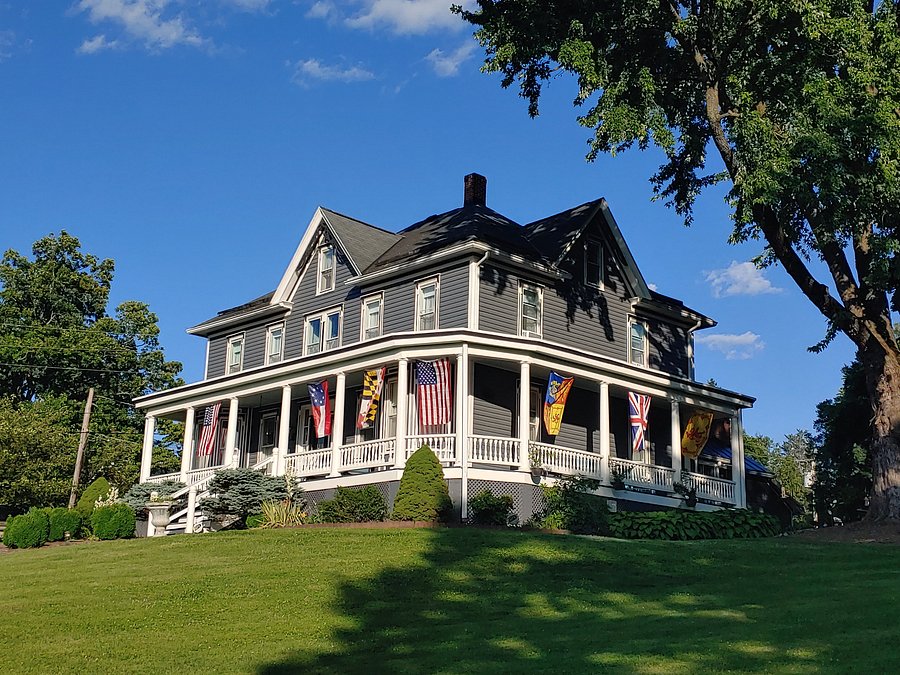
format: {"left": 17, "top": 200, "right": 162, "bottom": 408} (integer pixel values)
{"left": 700, "top": 446, "right": 771, "bottom": 475}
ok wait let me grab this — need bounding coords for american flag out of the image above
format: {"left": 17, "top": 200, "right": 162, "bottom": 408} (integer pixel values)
{"left": 628, "top": 392, "right": 651, "bottom": 458}
{"left": 308, "top": 380, "right": 331, "bottom": 439}
{"left": 197, "top": 402, "right": 221, "bottom": 456}
{"left": 416, "top": 358, "right": 452, "bottom": 427}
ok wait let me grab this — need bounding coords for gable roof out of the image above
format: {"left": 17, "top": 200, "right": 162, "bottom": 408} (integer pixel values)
{"left": 320, "top": 208, "right": 400, "bottom": 273}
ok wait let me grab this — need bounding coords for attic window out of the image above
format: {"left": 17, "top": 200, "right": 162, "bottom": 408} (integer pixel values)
{"left": 318, "top": 246, "right": 335, "bottom": 294}
{"left": 585, "top": 239, "right": 603, "bottom": 288}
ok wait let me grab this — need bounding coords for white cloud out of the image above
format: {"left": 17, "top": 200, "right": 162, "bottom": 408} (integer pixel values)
{"left": 695, "top": 331, "right": 764, "bottom": 360}
{"left": 647, "top": 282, "right": 658, "bottom": 292}
{"left": 705, "top": 261, "right": 782, "bottom": 298}
{"left": 75, "top": 0, "right": 206, "bottom": 52}
{"left": 0, "top": 30, "right": 14, "bottom": 61}
{"left": 306, "top": 0, "right": 338, "bottom": 20}
{"left": 425, "top": 40, "right": 475, "bottom": 77}
{"left": 222, "top": 0, "right": 272, "bottom": 10}
{"left": 344, "top": 0, "right": 470, "bottom": 35}
{"left": 291, "top": 57, "right": 375, "bottom": 86}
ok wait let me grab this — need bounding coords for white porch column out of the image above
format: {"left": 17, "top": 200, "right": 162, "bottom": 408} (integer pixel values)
{"left": 457, "top": 346, "right": 469, "bottom": 520}
{"left": 185, "top": 485, "right": 197, "bottom": 535}
{"left": 329, "top": 372, "right": 346, "bottom": 478}
{"left": 731, "top": 410, "right": 747, "bottom": 508}
{"left": 599, "top": 381, "right": 610, "bottom": 485}
{"left": 139, "top": 414, "right": 156, "bottom": 482}
{"left": 394, "top": 358, "right": 409, "bottom": 469}
{"left": 670, "top": 398, "right": 682, "bottom": 486}
{"left": 277, "top": 384, "right": 292, "bottom": 476}
{"left": 180, "top": 407, "right": 196, "bottom": 482}
{"left": 223, "top": 397, "right": 239, "bottom": 468}
{"left": 518, "top": 360, "right": 531, "bottom": 472}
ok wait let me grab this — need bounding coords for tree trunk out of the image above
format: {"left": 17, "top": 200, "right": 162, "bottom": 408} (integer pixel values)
{"left": 861, "top": 343, "right": 900, "bottom": 520}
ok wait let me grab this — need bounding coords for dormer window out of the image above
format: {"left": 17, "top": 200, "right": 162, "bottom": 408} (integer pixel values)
{"left": 519, "top": 283, "right": 542, "bottom": 338}
{"left": 415, "top": 278, "right": 438, "bottom": 331}
{"left": 629, "top": 318, "right": 648, "bottom": 367}
{"left": 227, "top": 334, "right": 244, "bottom": 374}
{"left": 585, "top": 239, "right": 603, "bottom": 288}
{"left": 318, "top": 246, "right": 335, "bottom": 294}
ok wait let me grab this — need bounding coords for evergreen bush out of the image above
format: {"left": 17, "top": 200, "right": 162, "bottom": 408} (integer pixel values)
{"left": 531, "top": 476, "right": 608, "bottom": 534}
{"left": 122, "top": 480, "right": 186, "bottom": 515}
{"left": 469, "top": 489, "right": 516, "bottom": 526}
{"left": 391, "top": 445, "right": 453, "bottom": 522}
{"left": 2, "top": 508, "right": 51, "bottom": 548}
{"left": 200, "top": 468, "right": 299, "bottom": 527}
{"left": 315, "top": 486, "right": 387, "bottom": 523}
{"left": 76, "top": 477, "right": 111, "bottom": 522}
{"left": 91, "top": 503, "right": 136, "bottom": 540}
{"left": 48, "top": 508, "right": 83, "bottom": 541}
{"left": 608, "top": 509, "right": 779, "bottom": 540}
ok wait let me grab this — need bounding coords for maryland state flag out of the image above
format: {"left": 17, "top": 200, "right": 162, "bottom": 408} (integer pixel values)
{"left": 543, "top": 371, "right": 574, "bottom": 436}
{"left": 356, "top": 366, "right": 386, "bottom": 430}
{"left": 681, "top": 412, "right": 714, "bottom": 460}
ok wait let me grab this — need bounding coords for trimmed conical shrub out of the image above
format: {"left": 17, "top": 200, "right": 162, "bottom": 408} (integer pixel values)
{"left": 391, "top": 445, "right": 453, "bottom": 522}
{"left": 76, "top": 477, "right": 111, "bottom": 522}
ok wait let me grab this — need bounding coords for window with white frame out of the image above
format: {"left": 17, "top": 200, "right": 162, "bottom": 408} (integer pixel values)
{"left": 317, "top": 245, "right": 335, "bottom": 294}
{"left": 519, "top": 283, "right": 543, "bottom": 338}
{"left": 266, "top": 323, "right": 284, "bottom": 365}
{"left": 305, "top": 308, "right": 342, "bottom": 355}
{"left": 361, "top": 294, "right": 383, "bottom": 340}
{"left": 415, "top": 278, "right": 438, "bottom": 331}
{"left": 584, "top": 239, "right": 603, "bottom": 287}
{"left": 629, "top": 318, "right": 648, "bottom": 367}
{"left": 226, "top": 334, "right": 244, "bottom": 374}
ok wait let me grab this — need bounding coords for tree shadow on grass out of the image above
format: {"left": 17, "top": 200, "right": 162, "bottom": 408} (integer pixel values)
{"left": 257, "top": 529, "right": 834, "bottom": 674}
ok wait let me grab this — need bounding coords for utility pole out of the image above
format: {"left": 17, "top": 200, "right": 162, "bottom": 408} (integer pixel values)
{"left": 68, "top": 387, "right": 95, "bottom": 509}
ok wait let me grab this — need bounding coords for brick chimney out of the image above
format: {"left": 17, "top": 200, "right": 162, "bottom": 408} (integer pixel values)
{"left": 464, "top": 173, "right": 487, "bottom": 207}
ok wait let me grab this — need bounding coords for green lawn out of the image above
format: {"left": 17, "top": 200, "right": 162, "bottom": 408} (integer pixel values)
{"left": 1, "top": 528, "right": 898, "bottom": 674}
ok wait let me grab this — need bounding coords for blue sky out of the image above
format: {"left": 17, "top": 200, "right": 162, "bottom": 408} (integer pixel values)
{"left": 0, "top": 1, "right": 856, "bottom": 443}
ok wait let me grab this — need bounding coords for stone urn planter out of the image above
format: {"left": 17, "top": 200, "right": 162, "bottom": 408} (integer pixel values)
{"left": 146, "top": 500, "right": 175, "bottom": 537}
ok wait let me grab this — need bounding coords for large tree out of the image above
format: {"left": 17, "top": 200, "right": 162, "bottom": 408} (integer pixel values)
{"left": 458, "top": 1, "right": 900, "bottom": 518}
{"left": 0, "top": 232, "right": 182, "bottom": 508}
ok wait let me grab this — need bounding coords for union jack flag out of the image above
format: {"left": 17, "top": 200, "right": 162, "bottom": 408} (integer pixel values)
{"left": 197, "top": 402, "right": 221, "bottom": 456}
{"left": 628, "top": 392, "right": 651, "bottom": 458}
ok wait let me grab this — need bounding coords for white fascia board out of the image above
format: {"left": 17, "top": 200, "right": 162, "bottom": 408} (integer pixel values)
{"left": 186, "top": 302, "right": 292, "bottom": 336}
{"left": 136, "top": 329, "right": 753, "bottom": 417}
{"left": 272, "top": 207, "right": 328, "bottom": 304}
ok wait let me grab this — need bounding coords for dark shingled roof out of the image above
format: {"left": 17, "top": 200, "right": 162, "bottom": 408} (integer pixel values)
{"left": 321, "top": 208, "right": 401, "bottom": 273}
{"left": 214, "top": 290, "right": 275, "bottom": 319}
{"left": 524, "top": 199, "right": 604, "bottom": 264}
{"left": 364, "top": 203, "right": 545, "bottom": 273}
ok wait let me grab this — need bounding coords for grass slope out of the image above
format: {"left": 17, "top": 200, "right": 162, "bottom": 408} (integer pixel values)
{"left": 1, "top": 529, "right": 899, "bottom": 673}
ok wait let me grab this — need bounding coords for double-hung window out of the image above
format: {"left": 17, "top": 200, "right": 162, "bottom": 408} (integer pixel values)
{"left": 629, "top": 318, "right": 648, "bottom": 367}
{"left": 416, "top": 278, "right": 438, "bottom": 331}
{"left": 318, "top": 246, "right": 335, "bottom": 294}
{"left": 226, "top": 334, "right": 244, "bottom": 374}
{"left": 266, "top": 323, "right": 284, "bottom": 365}
{"left": 361, "top": 294, "right": 383, "bottom": 340}
{"left": 305, "top": 308, "right": 342, "bottom": 355}
{"left": 585, "top": 239, "right": 603, "bottom": 288}
{"left": 519, "top": 283, "right": 542, "bottom": 338}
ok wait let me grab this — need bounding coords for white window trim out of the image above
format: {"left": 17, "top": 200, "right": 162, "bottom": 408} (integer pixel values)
{"left": 226, "top": 333, "right": 245, "bottom": 374}
{"left": 316, "top": 245, "right": 335, "bottom": 295}
{"left": 518, "top": 281, "right": 543, "bottom": 338}
{"left": 414, "top": 276, "right": 440, "bottom": 332}
{"left": 360, "top": 292, "right": 384, "bottom": 342}
{"left": 628, "top": 316, "right": 649, "bottom": 368}
{"left": 584, "top": 238, "right": 604, "bottom": 289}
{"left": 304, "top": 306, "right": 343, "bottom": 356}
{"left": 265, "top": 322, "right": 285, "bottom": 366}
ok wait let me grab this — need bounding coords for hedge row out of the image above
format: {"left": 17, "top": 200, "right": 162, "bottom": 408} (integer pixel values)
{"left": 608, "top": 509, "right": 779, "bottom": 541}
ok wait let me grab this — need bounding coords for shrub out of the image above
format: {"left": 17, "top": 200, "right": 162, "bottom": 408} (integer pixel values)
{"left": 246, "top": 513, "right": 265, "bottom": 529}
{"left": 391, "top": 445, "right": 453, "bottom": 523}
{"left": 48, "top": 508, "right": 83, "bottom": 541}
{"left": 91, "top": 503, "right": 136, "bottom": 540}
{"left": 469, "top": 489, "right": 516, "bottom": 526}
{"left": 2, "top": 508, "right": 51, "bottom": 549}
{"left": 531, "top": 476, "right": 608, "bottom": 534}
{"left": 200, "top": 468, "right": 301, "bottom": 527}
{"left": 260, "top": 500, "right": 306, "bottom": 528}
{"left": 76, "top": 477, "right": 111, "bottom": 523}
{"left": 122, "top": 481, "right": 186, "bottom": 515}
{"left": 316, "top": 486, "right": 387, "bottom": 523}
{"left": 608, "top": 508, "right": 779, "bottom": 541}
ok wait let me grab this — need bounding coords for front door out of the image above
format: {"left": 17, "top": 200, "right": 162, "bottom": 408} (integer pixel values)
{"left": 258, "top": 412, "right": 278, "bottom": 464}
{"left": 297, "top": 404, "right": 331, "bottom": 452}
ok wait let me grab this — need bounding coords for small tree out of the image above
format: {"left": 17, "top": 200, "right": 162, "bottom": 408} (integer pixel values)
{"left": 75, "top": 477, "right": 111, "bottom": 522}
{"left": 200, "top": 468, "right": 296, "bottom": 527}
{"left": 392, "top": 445, "right": 453, "bottom": 522}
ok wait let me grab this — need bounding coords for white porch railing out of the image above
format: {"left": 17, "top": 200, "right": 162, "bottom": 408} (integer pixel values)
{"left": 469, "top": 436, "right": 520, "bottom": 467}
{"left": 682, "top": 471, "right": 736, "bottom": 503}
{"left": 145, "top": 472, "right": 179, "bottom": 484}
{"left": 609, "top": 457, "right": 676, "bottom": 491}
{"left": 284, "top": 448, "right": 332, "bottom": 478}
{"left": 530, "top": 442, "right": 603, "bottom": 479}
{"left": 340, "top": 438, "right": 396, "bottom": 472}
{"left": 406, "top": 434, "right": 456, "bottom": 464}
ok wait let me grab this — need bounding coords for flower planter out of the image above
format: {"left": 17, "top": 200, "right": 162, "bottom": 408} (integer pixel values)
{"left": 146, "top": 501, "right": 174, "bottom": 537}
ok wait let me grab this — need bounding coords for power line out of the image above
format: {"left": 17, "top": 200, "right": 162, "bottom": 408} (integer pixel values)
{"left": 0, "top": 362, "right": 139, "bottom": 375}
{"left": 0, "top": 321, "right": 137, "bottom": 338}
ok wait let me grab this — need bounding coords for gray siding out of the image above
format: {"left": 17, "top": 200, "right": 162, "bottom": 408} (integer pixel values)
{"left": 439, "top": 264, "right": 469, "bottom": 329}
{"left": 472, "top": 365, "right": 516, "bottom": 436}
{"left": 206, "top": 321, "right": 274, "bottom": 376}
{"left": 555, "top": 388, "right": 601, "bottom": 454}
{"left": 646, "top": 317, "right": 689, "bottom": 378}
{"left": 206, "top": 337, "right": 226, "bottom": 378}
{"left": 369, "top": 262, "right": 470, "bottom": 335}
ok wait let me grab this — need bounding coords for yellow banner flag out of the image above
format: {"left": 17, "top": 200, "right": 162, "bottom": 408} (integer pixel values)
{"left": 681, "top": 412, "right": 714, "bottom": 460}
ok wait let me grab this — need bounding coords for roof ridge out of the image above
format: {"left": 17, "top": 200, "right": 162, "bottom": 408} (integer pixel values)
{"left": 320, "top": 206, "right": 400, "bottom": 236}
